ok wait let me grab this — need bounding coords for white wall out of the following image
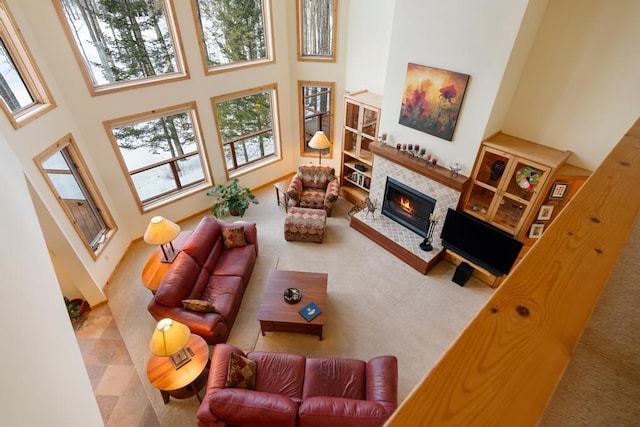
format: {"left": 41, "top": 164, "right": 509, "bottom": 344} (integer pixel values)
{"left": 344, "top": 0, "right": 395, "bottom": 95}
{"left": 502, "top": 0, "right": 640, "bottom": 171}
{"left": 380, "top": 0, "right": 532, "bottom": 177}
{"left": 0, "top": 135, "right": 102, "bottom": 426}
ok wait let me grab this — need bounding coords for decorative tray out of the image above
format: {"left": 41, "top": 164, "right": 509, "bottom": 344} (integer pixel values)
{"left": 283, "top": 287, "right": 302, "bottom": 304}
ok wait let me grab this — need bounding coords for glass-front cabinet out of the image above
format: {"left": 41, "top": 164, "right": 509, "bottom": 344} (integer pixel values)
{"left": 340, "top": 90, "right": 382, "bottom": 208}
{"left": 463, "top": 133, "right": 571, "bottom": 237}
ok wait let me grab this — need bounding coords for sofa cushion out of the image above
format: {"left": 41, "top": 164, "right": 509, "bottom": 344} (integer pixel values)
{"left": 303, "top": 357, "right": 367, "bottom": 400}
{"left": 298, "top": 397, "right": 391, "bottom": 427}
{"left": 182, "top": 299, "right": 217, "bottom": 313}
{"left": 222, "top": 225, "right": 247, "bottom": 248}
{"left": 154, "top": 253, "right": 203, "bottom": 307}
{"left": 182, "top": 216, "right": 221, "bottom": 266}
{"left": 214, "top": 243, "right": 257, "bottom": 284}
{"left": 200, "top": 275, "right": 244, "bottom": 324}
{"left": 226, "top": 352, "right": 257, "bottom": 389}
{"left": 208, "top": 389, "right": 298, "bottom": 426}
{"left": 247, "top": 351, "right": 306, "bottom": 402}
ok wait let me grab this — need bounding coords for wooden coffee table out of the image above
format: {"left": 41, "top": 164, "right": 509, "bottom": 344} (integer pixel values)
{"left": 258, "top": 270, "right": 328, "bottom": 340}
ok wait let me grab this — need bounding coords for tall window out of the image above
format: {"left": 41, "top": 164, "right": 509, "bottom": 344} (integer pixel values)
{"left": 35, "top": 135, "right": 115, "bottom": 258}
{"left": 212, "top": 84, "right": 279, "bottom": 176}
{"left": 0, "top": 1, "right": 55, "bottom": 128}
{"left": 193, "top": 0, "right": 273, "bottom": 73}
{"left": 297, "top": 0, "right": 336, "bottom": 62}
{"left": 298, "top": 81, "right": 334, "bottom": 158}
{"left": 105, "top": 103, "right": 211, "bottom": 211}
{"left": 55, "top": 0, "right": 187, "bottom": 95}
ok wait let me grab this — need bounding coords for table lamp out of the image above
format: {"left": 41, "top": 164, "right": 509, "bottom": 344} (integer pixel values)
{"left": 308, "top": 131, "right": 331, "bottom": 164}
{"left": 149, "top": 318, "right": 192, "bottom": 369}
{"left": 144, "top": 216, "right": 181, "bottom": 263}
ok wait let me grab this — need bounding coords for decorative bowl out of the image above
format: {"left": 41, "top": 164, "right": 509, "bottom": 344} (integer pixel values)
{"left": 283, "top": 287, "right": 302, "bottom": 304}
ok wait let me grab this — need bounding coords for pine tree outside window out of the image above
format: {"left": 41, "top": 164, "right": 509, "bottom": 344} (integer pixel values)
{"left": 35, "top": 135, "right": 116, "bottom": 258}
{"left": 212, "top": 84, "right": 280, "bottom": 177}
{"left": 193, "top": 0, "right": 273, "bottom": 74}
{"left": 105, "top": 102, "right": 211, "bottom": 212}
{"left": 299, "top": 81, "right": 334, "bottom": 158}
{"left": 0, "top": 0, "right": 55, "bottom": 128}
{"left": 297, "top": 0, "right": 336, "bottom": 62}
{"left": 55, "top": 0, "right": 187, "bottom": 95}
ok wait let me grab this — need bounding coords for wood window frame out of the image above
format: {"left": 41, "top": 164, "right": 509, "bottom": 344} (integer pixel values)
{"left": 296, "top": 0, "right": 337, "bottom": 62}
{"left": 53, "top": 0, "right": 189, "bottom": 96}
{"left": 0, "top": 0, "right": 55, "bottom": 129}
{"left": 298, "top": 80, "right": 335, "bottom": 159}
{"left": 34, "top": 134, "right": 116, "bottom": 259}
{"left": 211, "top": 83, "right": 282, "bottom": 180}
{"left": 191, "top": 0, "right": 275, "bottom": 76}
{"left": 104, "top": 102, "right": 212, "bottom": 213}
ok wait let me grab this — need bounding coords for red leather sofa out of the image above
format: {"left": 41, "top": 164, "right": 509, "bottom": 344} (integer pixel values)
{"left": 196, "top": 343, "right": 398, "bottom": 427}
{"left": 147, "top": 216, "right": 258, "bottom": 344}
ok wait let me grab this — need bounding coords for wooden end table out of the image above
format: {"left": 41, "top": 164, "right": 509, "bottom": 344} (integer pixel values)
{"left": 273, "top": 173, "right": 295, "bottom": 212}
{"left": 146, "top": 334, "right": 210, "bottom": 404}
{"left": 141, "top": 230, "right": 192, "bottom": 293}
{"left": 258, "top": 270, "right": 328, "bottom": 340}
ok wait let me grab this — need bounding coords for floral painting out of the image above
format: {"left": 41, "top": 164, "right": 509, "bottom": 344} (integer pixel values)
{"left": 399, "top": 63, "right": 470, "bottom": 141}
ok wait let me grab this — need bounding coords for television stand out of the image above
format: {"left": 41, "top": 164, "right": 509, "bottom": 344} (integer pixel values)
{"left": 444, "top": 249, "right": 506, "bottom": 288}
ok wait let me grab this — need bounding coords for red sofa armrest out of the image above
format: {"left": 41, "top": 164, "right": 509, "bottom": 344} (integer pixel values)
{"left": 366, "top": 355, "right": 398, "bottom": 409}
{"left": 287, "top": 174, "right": 303, "bottom": 201}
{"left": 203, "top": 389, "right": 298, "bottom": 427}
{"left": 299, "top": 396, "right": 392, "bottom": 427}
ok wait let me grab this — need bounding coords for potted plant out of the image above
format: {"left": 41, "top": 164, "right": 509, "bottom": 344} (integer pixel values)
{"left": 206, "top": 178, "right": 259, "bottom": 218}
{"left": 64, "top": 296, "right": 89, "bottom": 329}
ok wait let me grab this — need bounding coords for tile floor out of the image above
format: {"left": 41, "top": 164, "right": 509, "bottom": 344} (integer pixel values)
{"left": 75, "top": 304, "right": 160, "bottom": 426}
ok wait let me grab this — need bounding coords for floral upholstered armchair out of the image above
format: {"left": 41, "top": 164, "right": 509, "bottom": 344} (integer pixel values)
{"left": 287, "top": 165, "right": 340, "bottom": 216}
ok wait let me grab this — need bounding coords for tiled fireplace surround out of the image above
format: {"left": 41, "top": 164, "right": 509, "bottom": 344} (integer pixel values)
{"left": 351, "top": 145, "right": 465, "bottom": 273}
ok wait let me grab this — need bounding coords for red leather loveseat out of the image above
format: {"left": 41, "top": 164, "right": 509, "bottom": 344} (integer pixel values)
{"left": 196, "top": 343, "right": 398, "bottom": 427}
{"left": 147, "top": 216, "right": 258, "bottom": 344}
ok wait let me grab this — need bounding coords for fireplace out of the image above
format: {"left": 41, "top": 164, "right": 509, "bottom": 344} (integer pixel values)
{"left": 382, "top": 177, "right": 436, "bottom": 237}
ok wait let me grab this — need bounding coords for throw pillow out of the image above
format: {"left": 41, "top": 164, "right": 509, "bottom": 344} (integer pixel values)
{"left": 182, "top": 299, "right": 217, "bottom": 313}
{"left": 222, "top": 225, "right": 246, "bottom": 249}
{"left": 226, "top": 352, "right": 257, "bottom": 390}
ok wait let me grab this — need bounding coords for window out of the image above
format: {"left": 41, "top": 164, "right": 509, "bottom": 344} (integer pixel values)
{"left": 212, "top": 84, "right": 280, "bottom": 176}
{"left": 297, "top": 0, "right": 336, "bottom": 62}
{"left": 55, "top": 0, "right": 187, "bottom": 95}
{"left": 105, "top": 102, "right": 211, "bottom": 211}
{"left": 35, "top": 135, "right": 115, "bottom": 258}
{"left": 298, "top": 81, "right": 334, "bottom": 157}
{"left": 0, "top": 0, "right": 55, "bottom": 128}
{"left": 193, "top": 0, "right": 273, "bottom": 73}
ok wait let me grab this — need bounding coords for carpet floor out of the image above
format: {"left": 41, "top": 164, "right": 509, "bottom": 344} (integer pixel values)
{"left": 103, "top": 185, "right": 639, "bottom": 426}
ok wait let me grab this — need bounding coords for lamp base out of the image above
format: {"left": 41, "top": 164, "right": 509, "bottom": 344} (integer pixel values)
{"left": 170, "top": 347, "right": 193, "bottom": 369}
{"left": 161, "top": 249, "right": 180, "bottom": 263}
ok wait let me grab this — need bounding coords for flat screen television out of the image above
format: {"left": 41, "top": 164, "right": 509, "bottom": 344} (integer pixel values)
{"left": 440, "top": 208, "right": 523, "bottom": 276}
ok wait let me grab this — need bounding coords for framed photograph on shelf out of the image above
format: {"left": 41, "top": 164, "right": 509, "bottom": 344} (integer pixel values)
{"left": 529, "top": 223, "right": 544, "bottom": 239}
{"left": 550, "top": 182, "right": 569, "bottom": 200}
{"left": 538, "top": 205, "right": 554, "bottom": 221}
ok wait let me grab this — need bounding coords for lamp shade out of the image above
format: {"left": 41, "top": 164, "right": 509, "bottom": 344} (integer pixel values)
{"left": 308, "top": 131, "right": 331, "bottom": 150}
{"left": 144, "top": 216, "right": 180, "bottom": 245}
{"left": 149, "top": 318, "right": 191, "bottom": 357}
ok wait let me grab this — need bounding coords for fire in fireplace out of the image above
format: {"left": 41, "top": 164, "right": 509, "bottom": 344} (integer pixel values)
{"left": 381, "top": 177, "right": 436, "bottom": 237}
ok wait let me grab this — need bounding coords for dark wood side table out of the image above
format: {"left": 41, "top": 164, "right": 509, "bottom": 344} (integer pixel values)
{"left": 146, "top": 334, "right": 210, "bottom": 404}
{"left": 273, "top": 173, "right": 295, "bottom": 212}
{"left": 141, "top": 230, "right": 192, "bottom": 293}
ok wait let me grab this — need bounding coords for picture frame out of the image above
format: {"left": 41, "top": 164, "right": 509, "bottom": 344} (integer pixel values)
{"left": 398, "top": 63, "right": 470, "bottom": 141}
{"left": 549, "top": 182, "right": 570, "bottom": 200}
{"left": 537, "top": 205, "right": 554, "bottom": 221}
{"left": 529, "top": 223, "right": 544, "bottom": 239}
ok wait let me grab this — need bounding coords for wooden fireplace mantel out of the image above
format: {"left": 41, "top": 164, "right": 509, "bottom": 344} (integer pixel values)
{"left": 370, "top": 142, "right": 470, "bottom": 192}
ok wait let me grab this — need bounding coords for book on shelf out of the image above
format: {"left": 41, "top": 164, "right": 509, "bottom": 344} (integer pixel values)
{"left": 299, "top": 302, "right": 322, "bottom": 322}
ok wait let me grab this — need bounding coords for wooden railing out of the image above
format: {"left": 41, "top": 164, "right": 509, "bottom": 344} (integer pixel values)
{"left": 385, "top": 118, "right": 640, "bottom": 426}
